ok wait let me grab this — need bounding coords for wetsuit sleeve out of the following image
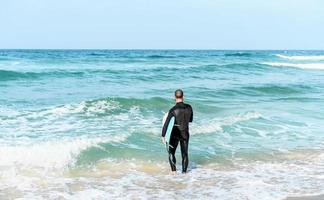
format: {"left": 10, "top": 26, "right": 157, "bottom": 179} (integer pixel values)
{"left": 189, "top": 105, "right": 193, "bottom": 122}
{"left": 162, "top": 110, "right": 174, "bottom": 137}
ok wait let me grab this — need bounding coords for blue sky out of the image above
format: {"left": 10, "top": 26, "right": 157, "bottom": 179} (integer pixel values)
{"left": 1, "top": 0, "right": 324, "bottom": 49}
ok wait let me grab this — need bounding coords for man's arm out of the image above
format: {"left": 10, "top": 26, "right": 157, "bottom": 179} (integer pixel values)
{"left": 162, "top": 111, "right": 173, "bottom": 137}
{"left": 189, "top": 105, "right": 193, "bottom": 123}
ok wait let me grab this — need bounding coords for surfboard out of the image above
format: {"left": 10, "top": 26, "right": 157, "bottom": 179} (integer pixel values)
{"left": 162, "top": 112, "right": 175, "bottom": 151}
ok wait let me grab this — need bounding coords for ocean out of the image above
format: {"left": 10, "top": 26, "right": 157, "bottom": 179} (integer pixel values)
{"left": 0, "top": 50, "right": 324, "bottom": 200}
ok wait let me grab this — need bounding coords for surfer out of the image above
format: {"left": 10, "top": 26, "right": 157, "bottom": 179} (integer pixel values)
{"left": 161, "top": 89, "right": 193, "bottom": 173}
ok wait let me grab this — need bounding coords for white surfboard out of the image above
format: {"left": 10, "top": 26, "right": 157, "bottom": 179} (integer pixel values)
{"left": 162, "top": 112, "right": 175, "bottom": 150}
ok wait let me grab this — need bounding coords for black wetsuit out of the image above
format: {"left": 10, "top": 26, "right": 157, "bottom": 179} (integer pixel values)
{"left": 162, "top": 102, "right": 193, "bottom": 173}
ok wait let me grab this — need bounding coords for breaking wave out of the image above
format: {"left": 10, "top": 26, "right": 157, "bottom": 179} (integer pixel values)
{"left": 262, "top": 62, "right": 324, "bottom": 70}
{"left": 276, "top": 54, "right": 324, "bottom": 61}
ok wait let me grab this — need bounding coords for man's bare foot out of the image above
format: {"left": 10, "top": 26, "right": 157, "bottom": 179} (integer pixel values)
{"left": 169, "top": 171, "right": 177, "bottom": 175}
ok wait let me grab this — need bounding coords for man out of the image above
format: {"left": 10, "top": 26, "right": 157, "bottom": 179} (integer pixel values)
{"left": 161, "top": 89, "right": 193, "bottom": 173}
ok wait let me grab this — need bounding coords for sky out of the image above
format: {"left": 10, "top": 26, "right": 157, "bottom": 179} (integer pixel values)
{"left": 1, "top": 0, "right": 324, "bottom": 49}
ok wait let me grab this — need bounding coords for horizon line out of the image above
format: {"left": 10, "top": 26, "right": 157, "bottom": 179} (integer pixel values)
{"left": 1, "top": 48, "right": 324, "bottom": 51}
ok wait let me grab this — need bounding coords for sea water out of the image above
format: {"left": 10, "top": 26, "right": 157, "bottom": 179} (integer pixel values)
{"left": 0, "top": 50, "right": 324, "bottom": 199}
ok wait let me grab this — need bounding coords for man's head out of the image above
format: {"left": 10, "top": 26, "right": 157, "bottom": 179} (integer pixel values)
{"left": 174, "top": 89, "right": 184, "bottom": 102}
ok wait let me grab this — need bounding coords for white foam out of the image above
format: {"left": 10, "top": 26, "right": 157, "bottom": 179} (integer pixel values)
{"left": 276, "top": 54, "right": 324, "bottom": 61}
{"left": 12, "top": 61, "right": 21, "bottom": 65}
{"left": 0, "top": 135, "right": 128, "bottom": 170}
{"left": 45, "top": 99, "right": 121, "bottom": 116}
{"left": 1, "top": 148, "right": 324, "bottom": 200}
{"left": 191, "top": 112, "right": 261, "bottom": 135}
{"left": 5, "top": 151, "right": 324, "bottom": 200}
{"left": 1, "top": 99, "right": 121, "bottom": 125}
{"left": 263, "top": 62, "right": 324, "bottom": 70}
{"left": 222, "top": 112, "right": 261, "bottom": 125}
{"left": 0, "top": 99, "right": 140, "bottom": 143}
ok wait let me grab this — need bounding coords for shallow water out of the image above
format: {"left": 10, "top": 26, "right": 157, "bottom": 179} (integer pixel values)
{"left": 1, "top": 50, "right": 324, "bottom": 199}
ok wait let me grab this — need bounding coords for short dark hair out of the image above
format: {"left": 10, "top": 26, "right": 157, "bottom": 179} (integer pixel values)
{"left": 175, "top": 89, "right": 183, "bottom": 99}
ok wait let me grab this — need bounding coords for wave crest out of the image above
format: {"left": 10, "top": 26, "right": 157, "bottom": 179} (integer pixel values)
{"left": 276, "top": 54, "right": 324, "bottom": 61}
{"left": 0, "top": 135, "right": 129, "bottom": 170}
{"left": 262, "top": 62, "right": 324, "bottom": 70}
{"left": 191, "top": 112, "right": 261, "bottom": 135}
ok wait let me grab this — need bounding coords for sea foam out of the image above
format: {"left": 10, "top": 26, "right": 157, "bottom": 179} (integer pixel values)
{"left": 276, "top": 54, "right": 324, "bottom": 61}
{"left": 262, "top": 62, "right": 324, "bottom": 70}
{"left": 191, "top": 112, "right": 261, "bottom": 135}
{"left": 0, "top": 135, "right": 129, "bottom": 170}
{"left": 2, "top": 150, "right": 324, "bottom": 200}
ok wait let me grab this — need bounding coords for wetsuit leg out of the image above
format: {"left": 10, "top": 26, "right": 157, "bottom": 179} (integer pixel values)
{"left": 180, "top": 137, "right": 189, "bottom": 173}
{"left": 168, "top": 136, "right": 179, "bottom": 171}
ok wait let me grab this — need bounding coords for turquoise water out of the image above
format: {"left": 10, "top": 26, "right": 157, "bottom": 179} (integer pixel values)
{"left": 1, "top": 50, "right": 324, "bottom": 199}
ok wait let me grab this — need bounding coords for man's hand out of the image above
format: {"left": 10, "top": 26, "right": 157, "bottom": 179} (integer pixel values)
{"left": 161, "top": 137, "right": 165, "bottom": 144}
